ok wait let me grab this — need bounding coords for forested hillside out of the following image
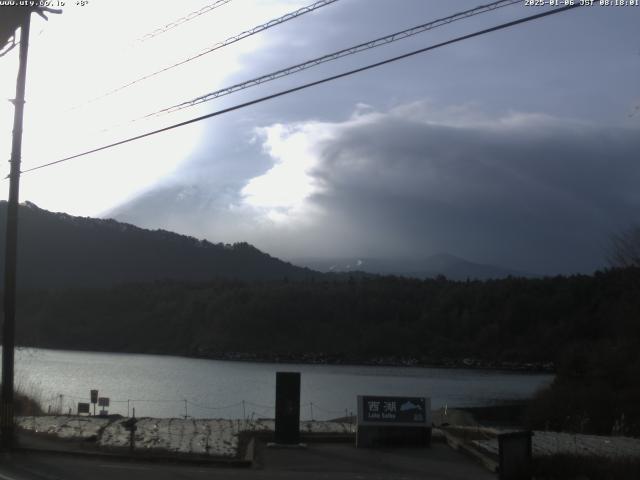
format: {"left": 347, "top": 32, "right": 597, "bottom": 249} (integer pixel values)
{"left": 0, "top": 202, "right": 316, "bottom": 287}
{"left": 13, "top": 267, "right": 639, "bottom": 366}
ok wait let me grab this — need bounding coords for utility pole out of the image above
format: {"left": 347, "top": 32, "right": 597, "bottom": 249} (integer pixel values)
{"left": 1, "top": 9, "right": 31, "bottom": 450}
{"left": 0, "top": 4, "right": 60, "bottom": 450}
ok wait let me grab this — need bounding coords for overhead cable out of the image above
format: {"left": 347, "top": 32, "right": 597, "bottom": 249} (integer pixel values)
{"left": 77, "top": 0, "right": 340, "bottom": 107}
{"left": 18, "top": 3, "right": 583, "bottom": 176}
{"left": 137, "top": 0, "right": 233, "bottom": 42}
{"left": 144, "top": 0, "right": 522, "bottom": 119}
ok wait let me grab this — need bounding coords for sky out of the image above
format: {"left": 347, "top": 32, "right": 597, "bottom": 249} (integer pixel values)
{"left": 0, "top": 0, "right": 639, "bottom": 275}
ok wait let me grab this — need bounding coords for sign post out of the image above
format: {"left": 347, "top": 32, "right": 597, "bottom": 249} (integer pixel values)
{"left": 98, "top": 397, "right": 110, "bottom": 416}
{"left": 90, "top": 389, "right": 98, "bottom": 416}
{"left": 77, "top": 403, "right": 90, "bottom": 415}
{"left": 356, "top": 395, "right": 432, "bottom": 448}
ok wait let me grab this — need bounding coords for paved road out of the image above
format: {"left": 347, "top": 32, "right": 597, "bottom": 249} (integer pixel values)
{"left": 0, "top": 442, "right": 496, "bottom": 480}
{"left": 1, "top": 451, "right": 241, "bottom": 480}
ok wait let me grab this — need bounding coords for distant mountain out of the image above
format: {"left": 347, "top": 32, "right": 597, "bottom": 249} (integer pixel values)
{"left": 293, "top": 253, "right": 536, "bottom": 280}
{"left": 0, "top": 201, "right": 316, "bottom": 288}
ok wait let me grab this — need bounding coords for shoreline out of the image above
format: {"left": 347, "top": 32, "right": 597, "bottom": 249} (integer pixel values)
{"left": 190, "top": 351, "right": 555, "bottom": 373}
{"left": 16, "top": 345, "right": 555, "bottom": 373}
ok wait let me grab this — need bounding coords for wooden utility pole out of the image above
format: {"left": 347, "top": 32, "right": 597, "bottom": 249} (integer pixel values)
{"left": 1, "top": 9, "right": 31, "bottom": 449}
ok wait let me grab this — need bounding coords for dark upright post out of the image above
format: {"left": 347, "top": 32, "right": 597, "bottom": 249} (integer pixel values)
{"left": 275, "top": 371, "right": 300, "bottom": 445}
{"left": 498, "top": 431, "right": 533, "bottom": 480}
{"left": 1, "top": 10, "right": 31, "bottom": 450}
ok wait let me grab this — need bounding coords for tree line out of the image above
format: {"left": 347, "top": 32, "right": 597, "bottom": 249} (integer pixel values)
{"left": 9, "top": 266, "right": 640, "bottom": 435}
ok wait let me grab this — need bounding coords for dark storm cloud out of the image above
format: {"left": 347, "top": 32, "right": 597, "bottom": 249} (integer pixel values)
{"left": 112, "top": 104, "right": 640, "bottom": 274}
{"left": 294, "top": 108, "right": 640, "bottom": 274}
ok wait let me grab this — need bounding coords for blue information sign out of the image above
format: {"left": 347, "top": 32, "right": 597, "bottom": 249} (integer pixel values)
{"left": 361, "top": 396, "right": 426, "bottom": 423}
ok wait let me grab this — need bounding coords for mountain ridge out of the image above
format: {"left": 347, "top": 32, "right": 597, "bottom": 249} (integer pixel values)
{"left": 293, "top": 253, "right": 537, "bottom": 280}
{"left": 0, "top": 201, "right": 316, "bottom": 288}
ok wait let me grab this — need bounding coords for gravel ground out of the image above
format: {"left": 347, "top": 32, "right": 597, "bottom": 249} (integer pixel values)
{"left": 16, "top": 415, "right": 110, "bottom": 439}
{"left": 16, "top": 416, "right": 355, "bottom": 458}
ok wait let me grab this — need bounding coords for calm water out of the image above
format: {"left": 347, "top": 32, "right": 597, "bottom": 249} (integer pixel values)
{"left": 12, "top": 348, "right": 553, "bottom": 420}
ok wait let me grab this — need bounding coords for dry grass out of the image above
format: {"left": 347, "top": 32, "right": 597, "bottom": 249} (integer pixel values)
{"left": 14, "top": 389, "right": 43, "bottom": 415}
{"left": 1, "top": 382, "right": 45, "bottom": 416}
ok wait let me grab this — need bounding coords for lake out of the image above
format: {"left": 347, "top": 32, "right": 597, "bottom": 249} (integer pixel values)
{"left": 13, "top": 347, "right": 553, "bottom": 420}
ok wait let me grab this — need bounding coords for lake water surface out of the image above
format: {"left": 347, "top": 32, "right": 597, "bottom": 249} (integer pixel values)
{"left": 13, "top": 348, "right": 553, "bottom": 420}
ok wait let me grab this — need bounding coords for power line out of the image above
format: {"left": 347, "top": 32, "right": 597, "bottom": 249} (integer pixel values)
{"left": 75, "top": 0, "right": 340, "bottom": 109}
{"left": 144, "top": 0, "right": 522, "bottom": 119}
{"left": 137, "top": 0, "right": 233, "bottom": 42}
{"left": 97, "top": 0, "right": 521, "bottom": 133}
{"left": 19, "top": 3, "right": 583, "bottom": 176}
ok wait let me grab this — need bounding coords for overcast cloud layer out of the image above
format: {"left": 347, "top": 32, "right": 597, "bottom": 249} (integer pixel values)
{"left": 112, "top": 102, "right": 640, "bottom": 274}
{"left": 9, "top": 0, "right": 636, "bottom": 275}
